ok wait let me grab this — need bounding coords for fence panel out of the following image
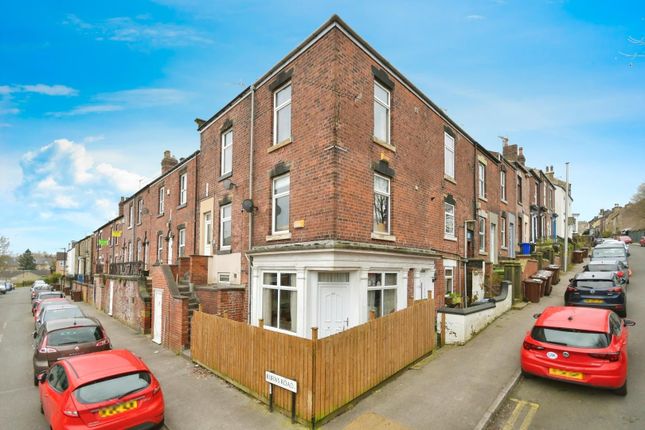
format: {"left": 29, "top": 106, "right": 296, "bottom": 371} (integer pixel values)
{"left": 191, "top": 312, "right": 314, "bottom": 419}
{"left": 314, "top": 299, "right": 434, "bottom": 419}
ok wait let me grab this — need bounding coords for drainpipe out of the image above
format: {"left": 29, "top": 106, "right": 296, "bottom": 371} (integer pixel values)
{"left": 464, "top": 220, "right": 476, "bottom": 309}
{"left": 247, "top": 85, "right": 255, "bottom": 323}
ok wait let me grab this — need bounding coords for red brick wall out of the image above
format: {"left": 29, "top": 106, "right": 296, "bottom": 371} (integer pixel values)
{"left": 195, "top": 287, "right": 247, "bottom": 321}
{"left": 189, "top": 255, "right": 208, "bottom": 285}
{"left": 150, "top": 265, "right": 190, "bottom": 352}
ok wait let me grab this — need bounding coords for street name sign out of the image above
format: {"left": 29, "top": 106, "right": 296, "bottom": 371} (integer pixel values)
{"left": 265, "top": 371, "right": 297, "bottom": 393}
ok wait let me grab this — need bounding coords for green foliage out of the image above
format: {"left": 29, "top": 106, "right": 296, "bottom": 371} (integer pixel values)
{"left": 17, "top": 249, "right": 36, "bottom": 270}
{"left": 45, "top": 272, "right": 62, "bottom": 285}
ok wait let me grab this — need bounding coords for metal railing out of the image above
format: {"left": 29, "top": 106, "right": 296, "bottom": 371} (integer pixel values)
{"left": 109, "top": 261, "right": 145, "bottom": 277}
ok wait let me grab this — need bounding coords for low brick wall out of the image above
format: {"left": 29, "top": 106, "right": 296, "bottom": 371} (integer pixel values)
{"left": 91, "top": 275, "right": 151, "bottom": 334}
{"left": 195, "top": 285, "right": 247, "bottom": 322}
{"left": 150, "top": 265, "right": 190, "bottom": 352}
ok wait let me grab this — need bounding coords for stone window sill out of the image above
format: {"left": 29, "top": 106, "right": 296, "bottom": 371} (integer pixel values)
{"left": 218, "top": 172, "right": 232, "bottom": 182}
{"left": 444, "top": 235, "right": 457, "bottom": 242}
{"left": 266, "top": 232, "right": 292, "bottom": 241}
{"left": 268, "top": 138, "right": 293, "bottom": 153}
{"left": 444, "top": 175, "right": 456, "bottom": 185}
{"left": 372, "top": 136, "right": 396, "bottom": 152}
{"left": 371, "top": 232, "right": 396, "bottom": 242}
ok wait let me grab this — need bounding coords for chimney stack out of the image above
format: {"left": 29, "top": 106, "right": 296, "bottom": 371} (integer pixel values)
{"left": 518, "top": 147, "right": 526, "bottom": 165}
{"left": 503, "top": 142, "right": 518, "bottom": 162}
{"left": 161, "top": 150, "right": 179, "bottom": 175}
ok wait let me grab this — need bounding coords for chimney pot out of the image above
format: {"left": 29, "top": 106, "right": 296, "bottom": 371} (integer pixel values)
{"left": 161, "top": 150, "right": 179, "bottom": 174}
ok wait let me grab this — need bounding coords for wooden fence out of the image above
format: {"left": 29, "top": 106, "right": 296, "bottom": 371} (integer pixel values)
{"left": 191, "top": 298, "right": 435, "bottom": 426}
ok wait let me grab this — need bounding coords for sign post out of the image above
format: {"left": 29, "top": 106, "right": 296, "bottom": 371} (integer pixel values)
{"left": 265, "top": 370, "right": 297, "bottom": 423}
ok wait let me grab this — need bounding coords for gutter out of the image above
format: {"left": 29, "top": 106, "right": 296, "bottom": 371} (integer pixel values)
{"left": 247, "top": 85, "right": 256, "bottom": 324}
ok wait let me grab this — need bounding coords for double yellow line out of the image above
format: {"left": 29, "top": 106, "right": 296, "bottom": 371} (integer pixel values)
{"left": 502, "top": 398, "right": 539, "bottom": 430}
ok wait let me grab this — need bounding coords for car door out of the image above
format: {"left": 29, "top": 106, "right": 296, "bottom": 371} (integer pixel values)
{"left": 42, "top": 364, "right": 70, "bottom": 423}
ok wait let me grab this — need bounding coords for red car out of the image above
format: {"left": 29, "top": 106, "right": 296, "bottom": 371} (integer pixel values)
{"left": 521, "top": 306, "right": 634, "bottom": 395}
{"left": 640, "top": 236, "right": 645, "bottom": 247}
{"left": 618, "top": 235, "right": 632, "bottom": 244}
{"left": 38, "top": 349, "right": 164, "bottom": 429}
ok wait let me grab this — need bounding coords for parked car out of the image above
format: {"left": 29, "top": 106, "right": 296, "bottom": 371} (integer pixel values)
{"left": 32, "top": 291, "right": 65, "bottom": 314}
{"left": 591, "top": 243, "right": 629, "bottom": 271}
{"left": 38, "top": 349, "right": 165, "bottom": 429}
{"left": 584, "top": 259, "right": 629, "bottom": 284}
{"left": 565, "top": 272, "right": 627, "bottom": 317}
{"left": 618, "top": 235, "right": 632, "bottom": 244}
{"left": 640, "top": 236, "right": 645, "bottom": 247}
{"left": 32, "top": 317, "right": 111, "bottom": 385}
{"left": 0, "top": 283, "right": 6, "bottom": 295}
{"left": 521, "top": 306, "right": 634, "bottom": 395}
{"left": 34, "top": 297, "right": 70, "bottom": 322}
{"left": 31, "top": 284, "right": 52, "bottom": 300}
{"left": 36, "top": 304, "right": 85, "bottom": 332}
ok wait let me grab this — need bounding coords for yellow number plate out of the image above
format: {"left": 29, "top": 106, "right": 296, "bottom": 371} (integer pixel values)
{"left": 584, "top": 299, "right": 604, "bottom": 304}
{"left": 549, "top": 368, "right": 583, "bottom": 380}
{"left": 98, "top": 400, "right": 138, "bottom": 418}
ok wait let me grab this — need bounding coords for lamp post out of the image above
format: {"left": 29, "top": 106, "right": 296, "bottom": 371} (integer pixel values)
{"left": 563, "top": 162, "right": 570, "bottom": 272}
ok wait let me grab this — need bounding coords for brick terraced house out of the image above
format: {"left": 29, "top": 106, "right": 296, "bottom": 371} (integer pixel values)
{"left": 66, "top": 16, "right": 572, "bottom": 347}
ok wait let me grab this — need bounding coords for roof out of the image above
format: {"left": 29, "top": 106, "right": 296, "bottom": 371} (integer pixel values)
{"left": 43, "top": 317, "right": 101, "bottom": 333}
{"left": 536, "top": 306, "right": 610, "bottom": 333}
{"left": 196, "top": 15, "right": 499, "bottom": 162}
{"left": 63, "top": 349, "right": 147, "bottom": 386}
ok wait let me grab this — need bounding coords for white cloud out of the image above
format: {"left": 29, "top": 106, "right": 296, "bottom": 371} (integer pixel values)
{"left": 0, "top": 86, "right": 11, "bottom": 95}
{"left": 20, "top": 84, "right": 78, "bottom": 96}
{"left": 47, "top": 88, "right": 188, "bottom": 117}
{"left": 95, "top": 162, "right": 145, "bottom": 193}
{"left": 53, "top": 195, "right": 80, "bottom": 209}
{"left": 64, "top": 13, "right": 213, "bottom": 47}
{"left": 0, "top": 108, "right": 20, "bottom": 115}
{"left": 466, "top": 15, "right": 486, "bottom": 21}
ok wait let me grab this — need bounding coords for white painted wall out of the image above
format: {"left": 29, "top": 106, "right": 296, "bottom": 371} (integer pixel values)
{"left": 554, "top": 184, "right": 573, "bottom": 239}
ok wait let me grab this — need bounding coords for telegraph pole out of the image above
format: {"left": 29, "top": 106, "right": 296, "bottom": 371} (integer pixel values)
{"left": 563, "top": 162, "right": 570, "bottom": 272}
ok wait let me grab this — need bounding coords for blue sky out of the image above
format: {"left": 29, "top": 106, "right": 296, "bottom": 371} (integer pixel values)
{"left": 1, "top": 0, "right": 644, "bottom": 254}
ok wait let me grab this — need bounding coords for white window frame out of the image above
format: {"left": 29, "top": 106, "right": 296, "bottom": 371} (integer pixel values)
{"left": 220, "top": 204, "right": 232, "bottom": 250}
{"left": 517, "top": 175, "right": 523, "bottom": 204}
{"left": 479, "top": 216, "right": 486, "bottom": 252}
{"left": 373, "top": 174, "right": 391, "bottom": 235}
{"left": 204, "top": 211, "right": 212, "bottom": 252}
{"left": 373, "top": 81, "right": 391, "bottom": 144}
{"left": 136, "top": 239, "right": 142, "bottom": 261}
{"left": 178, "top": 228, "right": 186, "bottom": 258}
{"left": 137, "top": 199, "right": 144, "bottom": 224}
{"left": 273, "top": 83, "right": 292, "bottom": 145}
{"left": 478, "top": 162, "right": 486, "bottom": 199}
{"left": 127, "top": 241, "right": 133, "bottom": 261}
{"left": 501, "top": 217, "right": 507, "bottom": 249}
{"left": 271, "top": 174, "right": 290, "bottom": 235}
{"left": 262, "top": 271, "right": 297, "bottom": 333}
{"left": 158, "top": 187, "right": 165, "bottom": 215}
{"left": 218, "top": 273, "right": 231, "bottom": 284}
{"left": 445, "top": 268, "right": 454, "bottom": 294}
{"left": 128, "top": 204, "right": 134, "bottom": 228}
{"left": 444, "top": 202, "right": 456, "bottom": 239}
{"left": 500, "top": 170, "right": 507, "bottom": 202}
{"left": 444, "top": 132, "right": 455, "bottom": 179}
{"left": 157, "top": 233, "right": 163, "bottom": 263}
{"left": 367, "top": 272, "right": 398, "bottom": 319}
{"left": 221, "top": 129, "right": 233, "bottom": 176}
{"left": 179, "top": 173, "right": 187, "bottom": 206}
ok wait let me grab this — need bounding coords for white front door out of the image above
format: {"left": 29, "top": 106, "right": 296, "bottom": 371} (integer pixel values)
{"left": 152, "top": 289, "right": 163, "bottom": 344}
{"left": 203, "top": 212, "right": 212, "bottom": 255}
{"left": 318, "top": 273, "right": 350, "bottom": 339}
{"left": 108, "top": 280, "right": 114, "bottom": 316}
{"left": 167, "top": 236, "right": 173, "bottom": 265}
{"left": 509, "top": 222, "right": 515, "bottom": 258}
{"left": 415, "top": 269, "right": 434, "bottom": 300}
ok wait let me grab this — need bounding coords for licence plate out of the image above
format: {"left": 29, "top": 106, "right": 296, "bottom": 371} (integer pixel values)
{"left": 98, "top": 400, "right": 138, "bottom": 418}
{"left": 584, "top": 299, "right": 604, "bottom": 304}
{"left": 549, "top": 368, "right": 583, "bottom": 380}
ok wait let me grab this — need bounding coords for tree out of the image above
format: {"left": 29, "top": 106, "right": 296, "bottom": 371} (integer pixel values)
{"left": 631, "top": 182, "right": 645, "bottom": 203}
{"left": 17, "top": 249, "right": 36, "bottom": 270}
{"left": 0, "top": 236, "right": 10, "bottom": 272}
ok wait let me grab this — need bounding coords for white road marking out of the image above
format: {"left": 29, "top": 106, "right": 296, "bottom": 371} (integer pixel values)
{"left": 0, "top": 333, "right": 3, "bottom": 344}
{"left": 2, "top": 321, "right": 6, "bottom": 329}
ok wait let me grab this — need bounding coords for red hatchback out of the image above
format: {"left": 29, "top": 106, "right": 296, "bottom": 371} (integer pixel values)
{"left": 39, "top": 349, "right": 164, "bottom": 429}
{"left": 521, "top": 306, "right": 634, "bottom": 395}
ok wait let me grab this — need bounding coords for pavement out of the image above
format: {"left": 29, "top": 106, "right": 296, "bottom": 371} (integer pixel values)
{"left": 73, "top": 261, "right": 583, "bottom": 430}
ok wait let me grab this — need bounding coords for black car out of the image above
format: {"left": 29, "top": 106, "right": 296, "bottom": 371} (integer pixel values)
{"left": 584, "top": 259, "right": 629, "bottom": 284}
{"left": 565, "top": 272, "right": 626, "bottom": 317}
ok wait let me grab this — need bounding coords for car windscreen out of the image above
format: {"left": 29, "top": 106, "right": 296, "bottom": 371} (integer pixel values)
{"left": 532, "top": 326, "right": 610, "bottom": 348}
{"left": 47, "top": 326, "right": 102, "bottom": 346}
{"left": 576, "top": 280, "right": 615, "bottom": 289}
{"left": 586, "top": 264, "right": 617, "bottom": 272}
{"left": 38, "top": 293, "right": 63, "bottom": 300}
{"left": 74, "top": 371, "right": 151, "bottom": 404}
{"left": 43, "top": 307, "right": 84, "bottom": 322}
{"left": 592, "top": 248, "right": 626, "bottom": 259}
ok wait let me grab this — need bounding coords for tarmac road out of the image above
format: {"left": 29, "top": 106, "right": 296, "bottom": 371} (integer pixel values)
{"left": 0, "top": 285, "right": 46, "bottom": 430}
{"left": 487, "top": 244, "right": 645, "bottom": 430}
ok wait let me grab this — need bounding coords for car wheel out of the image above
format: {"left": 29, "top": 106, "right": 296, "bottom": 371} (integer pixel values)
{"left": 40, "top": 402, "right": 44, "bottom": 414}
{"left": 615, "top": 381, "right": 627, "bottom": 396}
{"left": 521, "top": 368, "right": 533, "bottom": 379}
{"left": 620, "top": 307, "right": 627, "bottom": 318}
{"left": 33, "top": 373, "right": 38, "bottom": 386}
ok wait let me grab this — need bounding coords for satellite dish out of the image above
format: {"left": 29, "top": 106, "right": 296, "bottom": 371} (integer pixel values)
{"left": 242, "top": 199, "right": 255, "bottom": 213}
